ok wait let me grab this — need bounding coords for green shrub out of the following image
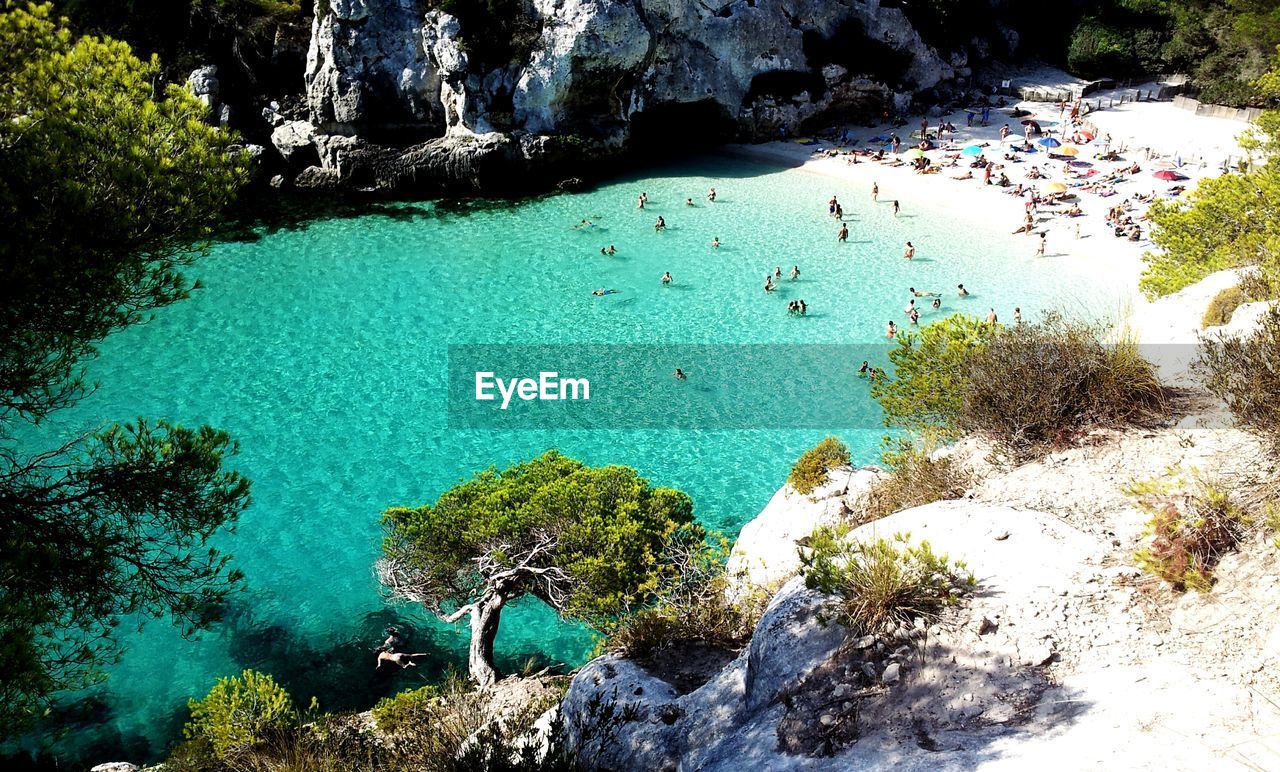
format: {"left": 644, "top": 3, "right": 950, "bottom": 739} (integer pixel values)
{"left": 856, "top": 441, "right": 970, "bottom": 524}
{"left": 606, "top": 539, "right": 766, "bottom": 659}
{"left": 1202, "top": 285, "right": 1251, "bottom": 327}
{"left": 788, "top": 437, "right": 851, "bottom": 495}
{"left": 1132, "top": 479, "right": 1250, "bottom": 591}
{"left": 1199, "top": 304, "right": 1280, "bottom": 450}
{"left": 871, "top": 314, "right": 994, "bottom": 439}
{"left": 801, "top": 529, "right": 974, "bottom": 634}
{"left": 373, "top": 683, "right": 446, "bottom": 736}
{"left": 184, "top": 669, "right": 300, "bottom": 758}
{"left": 959, "top": 314, "right": 1167, "bottom": 460}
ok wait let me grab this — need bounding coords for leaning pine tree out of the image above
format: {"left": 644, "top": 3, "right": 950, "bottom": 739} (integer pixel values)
{"left": 378, "top": 451, "right": 702, "bottom": 685}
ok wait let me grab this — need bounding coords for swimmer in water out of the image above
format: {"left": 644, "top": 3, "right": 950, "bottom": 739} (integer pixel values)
{"left": 932, "top": 297, "right": 941, "bottom": 310}
{"left": 909, "top": 287, "right": 938, "bottom": 297}
{"left": 790, "top": 265, "right": 800, "bottom": 281}
{"left": 674, "top": 368, "right": 687, "bottom": 380}
{"left": 799, "top": 299, "right": 807, "bottom": 315}
{"left": 838, "top": 223, "right": 849, "bottom": 242}
{"left": 764, "top": 275, "right": 775, "bottom": 293}
{"left": 774, "top": 267, "right": 782, "bottom": 279}
{"left": 957, "top": 283, "right": 970, "bottom": 297}
{"left": 858, "top": 360, "right": 869, "bottom": 375}
{"left": 707, "top": 187, "right": 717, "bottom": 202}
{"left": 711, "top": 236, "right": 721, "bottom": 248}
{"left": 887, "top": 320, "right": 897, "bottom": 338}
{"left": 661, "top": 271, "right": 672, "bottom": 285}
{"left": 905, "top": 298, "right": 916, "bottom": 315}
{"left": 606, "top": 245, "right": 616, "bottom": 255}
{"left": 655, "top": 216, "right": 666, "bottom": 231}
{"left": 592, "top": 288, "right": 618, "bottom": 296}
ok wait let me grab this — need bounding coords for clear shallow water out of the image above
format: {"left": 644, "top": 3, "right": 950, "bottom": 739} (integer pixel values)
{"left": 34, "top": 154, "right": 1124, "bottom": 760}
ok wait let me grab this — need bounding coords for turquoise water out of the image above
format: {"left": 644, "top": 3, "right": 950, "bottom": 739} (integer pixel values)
{"left": 36, "top": 154, "right": 1124, "bottom": 760}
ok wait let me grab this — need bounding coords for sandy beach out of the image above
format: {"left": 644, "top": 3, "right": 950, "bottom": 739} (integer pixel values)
{"left": 726, "top": 84, "right": 1251, "bottom": 344}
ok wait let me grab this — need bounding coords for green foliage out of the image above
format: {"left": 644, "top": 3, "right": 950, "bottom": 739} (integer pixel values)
{"left": 1141, "top": 161, "right": 1280, "bottom": 298}
{"left": 855, "top": 440, "right": 970, "bottom": 524}
{"left": 380, "top": 451, "right": 702, "bottom": 681}
{"left": 0, "top": 2, "right": 250, "bottom": 734}
{"left": 1131, "top": 477, "right": 1251, "bottom": 592}
{"left": 373, "top": 683, "right": 446, "bottom": 736}
{"left": 870, "top": 314, "right": 994, "bottom": 439}
{"left": 1199, "top": 304, "right": 1280, "bottom": 450}
{"left": 185, "top": 670, "right": 300, "bottom": 758}
{"left": 801, "top": 529, "right": 974, "bottom": 634}
{"left": 605, "top": 537, "right": 765, "bottom": 659}
{"left": 1202, "top": 284, "right": 1252, "bottom": 327}
{"left": 960, "top": 315, "right": 1167, "bottom": 460}
{"left": 788, "top": 437, "right": 851, "bottom": 495}
{"left": 1068, "top": 15, "right": 1168, "bottom": 79}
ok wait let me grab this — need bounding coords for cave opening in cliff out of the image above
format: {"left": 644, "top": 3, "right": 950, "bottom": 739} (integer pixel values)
{"left": 627, "top": 100, "right": 740, "bottom": 159}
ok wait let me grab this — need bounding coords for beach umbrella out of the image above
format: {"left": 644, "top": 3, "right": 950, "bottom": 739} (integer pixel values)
{"left": 1044, "top": 181, "right": 1069, "bottom": 194}
{"left": 1057, "top": 145, "right": 1080, "bottom": 156}
{"left": 1079, "top": 129, "right": 1096, "bottom": 141}
{"left": 906, "top": 148, "right": 925, "bottom": 158}
{"left": 1153, "top": 170, "right": 1187, "bottom": 181}
{"left": 1038, "top": 137, "right": 1062, "bottom": 148}
{"left": 1020, "top": 119, "right": 1041, "bottom": 128}
{"left": 961, "top": 145, "right": 984, "bottom": 156}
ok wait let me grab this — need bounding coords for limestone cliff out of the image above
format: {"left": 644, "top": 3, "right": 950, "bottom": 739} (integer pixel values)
{"left": 278, "top": 0, "right": 1017, "bottom": 193}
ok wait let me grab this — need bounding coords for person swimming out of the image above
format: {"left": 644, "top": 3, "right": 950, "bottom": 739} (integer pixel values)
{"left": 661, "top": 271, "right": 672, "bottom": 285}
{"left": 932, "top": 297, "right": 941, "bottom": 310}
{"left": 909, "top": 287, "right": 938, "bottom": 297}
{"left": 711, "top": 236, "right": 721, "bottom": 248}
{"left": 858, "top": 360, "right": 869, "bottom": 375}
{"left": 592, "top": 288, "right": 619, "bottom": 296}
{"left": 655, "top": 216, "right": 666, "bottom": 231}
{"left": 674, "top": 368, "right": 687, "bottom": 380}
{"left": 958, "top": 284, "right": 970, "bottom": 296}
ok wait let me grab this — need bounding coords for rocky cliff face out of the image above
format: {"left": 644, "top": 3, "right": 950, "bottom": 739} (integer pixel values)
{"left": 279, "top": 0, "right": 1012, "bottom": 193}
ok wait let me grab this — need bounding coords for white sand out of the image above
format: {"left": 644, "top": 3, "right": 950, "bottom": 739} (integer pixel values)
{"left": 726, "top": 92, "right": 1252, "bottom": 342}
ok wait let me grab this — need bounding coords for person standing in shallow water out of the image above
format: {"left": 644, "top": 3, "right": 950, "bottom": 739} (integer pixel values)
{"left": 655, "top": 216, "right": 665, "bottom": 231}
{"left": 872, "top": 182, "right": 879, "bottom": 201}
{"left": 838, "top": 223, "right": 848, "bottom": 242}
{"left": 958, "top": 284, "right": 970, "bottom": 297}
{"left": 893, "top": 200, "right": 900, "bottom": 217}
{"left": 903, "top": 241, "right": 915, "bottom": 260}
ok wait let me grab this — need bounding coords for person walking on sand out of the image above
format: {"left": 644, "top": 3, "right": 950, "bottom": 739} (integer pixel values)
{"left": 1037, "top": 232, "right": 1046, "bottom": 256}
{"left": 903, "top": 241, "right": 915, "bottom": 260}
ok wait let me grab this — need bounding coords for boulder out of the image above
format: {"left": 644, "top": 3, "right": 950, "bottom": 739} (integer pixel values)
{"left": 187, "top": 64, "right": 219, "bottom": 107}
{"left": 90, "top": 764, "right": 139, "bottom": 772}
{"left": 270, "top": 120, "right": 319, "bottom": 165}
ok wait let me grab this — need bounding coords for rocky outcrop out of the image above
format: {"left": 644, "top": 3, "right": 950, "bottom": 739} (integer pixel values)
{"left": 725, "top": 466, "right": 881, "bottom": 596}
{"left": 291, "top": 0, "right": 1013, "bottom": 192}
{"left": 561, "top": 406, "right": 1280, "bottom": 769}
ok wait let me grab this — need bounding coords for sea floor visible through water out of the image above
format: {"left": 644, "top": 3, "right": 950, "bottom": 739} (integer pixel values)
{"left": 28, "top": 152, "right": 1131, "bottom": 762}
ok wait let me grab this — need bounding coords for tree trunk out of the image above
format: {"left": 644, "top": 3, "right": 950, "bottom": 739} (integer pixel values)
{"left": 468, "top": 593, "right": 505, "bottom": 687}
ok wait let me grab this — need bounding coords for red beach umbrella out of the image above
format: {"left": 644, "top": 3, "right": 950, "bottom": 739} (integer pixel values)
{"left": 1153, "top": 170, "right": 1186, "bottom": 181}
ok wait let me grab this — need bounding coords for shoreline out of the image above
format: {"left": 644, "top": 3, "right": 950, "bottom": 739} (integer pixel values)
{"left": 723, "top": 96, "right": 1249, "bottom": 344}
